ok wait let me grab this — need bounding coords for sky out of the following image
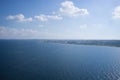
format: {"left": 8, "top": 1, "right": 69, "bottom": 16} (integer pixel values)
{"left": 0, "top": 0, "right": 120, "bottom": 39}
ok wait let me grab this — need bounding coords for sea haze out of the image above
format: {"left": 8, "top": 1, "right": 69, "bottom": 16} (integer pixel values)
{"left": 1, "top": 40, "right": 120, "bottom": 80}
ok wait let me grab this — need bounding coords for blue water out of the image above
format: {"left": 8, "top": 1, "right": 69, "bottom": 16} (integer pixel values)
{"left": 1, "top": 40, "right": 120, "bottom": 80}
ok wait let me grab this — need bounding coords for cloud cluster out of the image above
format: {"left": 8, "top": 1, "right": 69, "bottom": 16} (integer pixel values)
{"left": 5, "top": 1, "right": 120, "bottom": 23}
{"left": 112, "top": 6, "right": 120, "bottom": 19}
{"left": 6, "top": 1, "right": 89, "bottom": 22}
{"left": 59, "top": 1, "right": 89, "bottom": 16}
{"left": 6, "top": 14, "right": 33, "bottom": 22}
{"left": 36, "top": 1, "right": 89, "bottom": 20}
{"left": 34, "top": 14, "right": 62, "bottom": 21}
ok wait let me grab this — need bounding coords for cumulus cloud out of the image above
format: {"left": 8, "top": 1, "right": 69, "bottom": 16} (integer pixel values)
{"left": 34, "top": 1, "right": 89, "bottom": 21}
{"left": 112, "top": 6, "right": 120, "bottom": 19}
{"left": 6, "top": 14, "right": 33, "bottom": 22}
{"left": 34, "top": 14, "right": 62, "bottom": 21}
{"left": 59, "top": 1, "right": 89, "bottom": 17}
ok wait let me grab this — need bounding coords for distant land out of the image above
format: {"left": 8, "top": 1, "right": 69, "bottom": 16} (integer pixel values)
{"left": 44, "top": 40, "right": 120, "bottom": 47}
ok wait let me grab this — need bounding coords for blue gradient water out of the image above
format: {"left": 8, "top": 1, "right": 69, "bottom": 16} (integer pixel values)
{"left": 1, "top": 40, "right": 120, "bottom": 80}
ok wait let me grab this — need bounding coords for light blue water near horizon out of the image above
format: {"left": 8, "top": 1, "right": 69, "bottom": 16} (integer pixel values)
{"left": 1, "top": 40, "right": 120, "bottom": 80}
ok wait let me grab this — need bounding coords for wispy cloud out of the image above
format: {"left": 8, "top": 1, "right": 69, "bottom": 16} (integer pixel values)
{"left": 0, "top": 26, "right": 60, "bottom": 39}
{"left": 34, "top": 14, "right": 62, "bottom": 21}
{"left": 112, "top": 6, "right": 120, "bottom": 19}
{"left": 0, "top": 26, "right": 39, "bottom": 39}
{"left": 38, "top": 25, "right": 44, "bottom": 27}
{"left": 59, "top": 1, "right": 89, "bottom": 17}
{"left": 6, "top": 14, "right": 33, "bottom": 22}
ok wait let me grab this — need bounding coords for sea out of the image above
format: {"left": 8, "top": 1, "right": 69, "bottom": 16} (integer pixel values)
{"left": 1, "top": 40, "right": 120, "bottom": 80}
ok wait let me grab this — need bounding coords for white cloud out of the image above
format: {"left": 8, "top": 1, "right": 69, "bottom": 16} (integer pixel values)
{"left": 6, "top": 14, "right": 33, "bottom": 22}
{"left": 59, "top": 1, "right": 89, "bottom": 17}
{"left": 34, "top": 14, "right": 62, "bottom": 21}
{"left": 47, "top": 15, "right": 63, "bottom": 20}
{"left": 112, "top": 6, "right": 120, "bottom": 19}
{"left": 34, "top": 14, "right": 48, "bottom": 21}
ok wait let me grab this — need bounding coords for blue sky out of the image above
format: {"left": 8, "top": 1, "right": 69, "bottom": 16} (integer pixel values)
{"left": 0, "top": 0, "right": 120, "bottom": 39}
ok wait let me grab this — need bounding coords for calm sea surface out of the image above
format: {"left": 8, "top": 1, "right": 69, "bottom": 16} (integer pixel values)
{"left": 1, "top": 40, "right": 120, "bottom": 80}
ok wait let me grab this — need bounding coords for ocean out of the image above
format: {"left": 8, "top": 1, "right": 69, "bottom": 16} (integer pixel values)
{"left": 1, "top": 40, "right": 120, "bottom": 80}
